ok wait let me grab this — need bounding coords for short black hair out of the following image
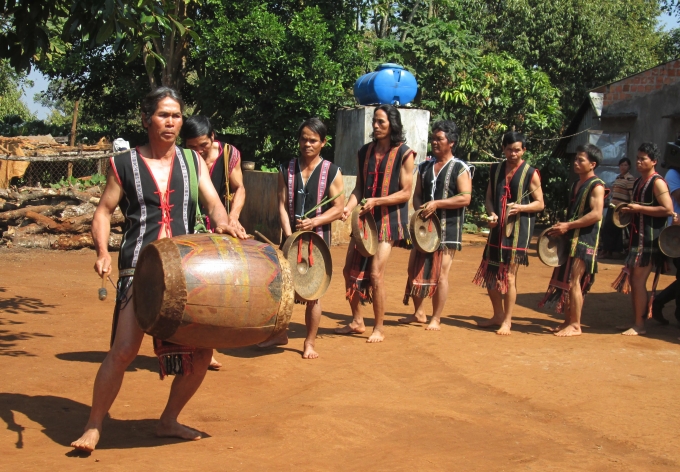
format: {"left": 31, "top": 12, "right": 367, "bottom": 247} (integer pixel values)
{"left": 431, "top": 120, "right": 459, "bottom": 153}
{"left": 576, "top": 144, "right": 602, "bottom": 168}
{"left": 638, "top": 142, "right": 661, "bottom": 162}
{"left": 502, "top": 131, "right": 526, "bottom": 149}
{"left": 181, "top": 115, "right": 214, "bottom": 142}
{"left": 140, "top": 87, "right": 184, "bottom": 125}
{"left": 298, "top": 117, "right": 327, "bottom": 141}
{"left": 373, "top": 104, "right": 406, "bottom": 147}
{"left": 618, "top": 157, "right": 631, "bottom": 167}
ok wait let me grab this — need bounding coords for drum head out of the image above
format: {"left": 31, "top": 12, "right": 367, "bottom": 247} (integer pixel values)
{"left": 282, "top": 231, "right": 332, "bottom": 301}
{"left": 504, "top": 203, "right": 517, "bottom": 239}
{"left": 537, "top": 228, "right": 569, "bottom": 267}
{"left": 409, "top": 209, "right": 441, "bottom": 253}
{"left": 659, "top": 225, "right": 680, "bottom": 258}
{"left": 351, "top": 206, "right": 378, "bottom": 257}
{"left": 613, "top": 203, "right": 632, "bottom": 228}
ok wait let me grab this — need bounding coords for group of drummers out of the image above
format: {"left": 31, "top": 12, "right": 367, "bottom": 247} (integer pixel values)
{"left": 71, "top": 86, "right": 679, "bottom": 452}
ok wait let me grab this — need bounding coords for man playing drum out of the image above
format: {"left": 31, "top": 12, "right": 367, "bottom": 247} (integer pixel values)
{"left": 473, "top": 131, "right": 544, "bottom": 335}
{"left": 181, "top": 115, "right": 246, "bottom": 371}
{"left": 71, "top": 87, "right": 246, "bottom": 452}
{"left": 538, "top": 144, "right": 606, "bottom": 336}
{"left": 258, "top": 117, "right": 344, "bottom": 359}
{"left": 399, "top": 120, "right": 472, "bottom": 330}
{"left": 612, "top": 142, "right": 674, "bottom": 336}
{"left": 337, "top": 104, "right": 415, "bottom": 343}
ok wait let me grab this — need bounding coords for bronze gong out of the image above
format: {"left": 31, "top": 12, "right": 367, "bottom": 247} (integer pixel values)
{"left": 537, "top": 228, "right": 569, "bottom": 267}
{"left": 351, "top": 206, "right": 378, "bottom": 257}
{"left": 409, "top": 209, "right": 442, "bottom": 253}
{"left": 659, "top": 225, "right": 680, "bottom": 258}
{"left": 281, "top": 231, "right": 333, "bottom": 301}
{"left": 612, "top": 203, "right": 632, "bottom": 228}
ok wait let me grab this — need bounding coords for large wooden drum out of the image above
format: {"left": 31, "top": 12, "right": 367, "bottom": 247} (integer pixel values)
{"left": 133, "top": 233, "right": 294, "bottom": 349}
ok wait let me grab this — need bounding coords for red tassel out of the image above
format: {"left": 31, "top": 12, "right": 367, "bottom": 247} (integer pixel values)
{"left": 297, "top": 238, "right": 303, "bottom": 264}
{"left": 428, "top": 217, "right": 433, "bottom": 232}
{"left": 308, "top": 236, "right": 314, "bottom": 266}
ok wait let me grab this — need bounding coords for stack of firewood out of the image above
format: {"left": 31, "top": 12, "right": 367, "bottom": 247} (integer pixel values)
{"left": 0, "top": 186, "right": 122, "bottom": 250}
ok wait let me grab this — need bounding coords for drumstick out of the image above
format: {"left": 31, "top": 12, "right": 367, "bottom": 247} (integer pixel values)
{"left": 254, "top": 230, "right": 276, "bottom": 246}
{"left": 301, "top": 192, "right": 342, "bottom": 219}
{"left": 98, "top": 274, "right": 107, "bottom": 301}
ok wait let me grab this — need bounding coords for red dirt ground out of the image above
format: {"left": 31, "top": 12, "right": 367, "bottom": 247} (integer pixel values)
{"left": 1, "top": 236, "right": 680, "bottom": 471}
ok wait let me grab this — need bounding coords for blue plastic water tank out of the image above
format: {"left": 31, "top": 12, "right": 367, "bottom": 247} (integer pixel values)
{"left": 353, "top": 63, "right": 418, "bottom": 106}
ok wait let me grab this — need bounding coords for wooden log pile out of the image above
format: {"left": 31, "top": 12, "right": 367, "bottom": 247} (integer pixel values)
{"left": 0, "top": 186, "right": 123, "bottom": 250}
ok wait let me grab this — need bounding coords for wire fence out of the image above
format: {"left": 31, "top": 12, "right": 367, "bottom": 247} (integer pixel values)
{"left": 1, "top": 153, "right": 112, "bottom": 188}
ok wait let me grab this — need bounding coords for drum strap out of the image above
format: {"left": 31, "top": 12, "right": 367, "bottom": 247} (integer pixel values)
{"left": 315, "top": 160, "right": 331, "bottom": 238}
{"left": 182, "top": 148, "right": 207, "bottom": 233}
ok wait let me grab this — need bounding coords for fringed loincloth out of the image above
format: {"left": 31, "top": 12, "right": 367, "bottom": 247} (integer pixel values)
{"left": 538, "top": 257, "right": 594, "bottom": 314}
{"left": 345, "top": 243, "right": 373, "bottom": 305}
{"left": 472, "top": 246, "right": 528, "bottom": 294}
{"left": 111, "top": 272, "right": 196, "bottom": 380}
{"left": 403, "top": 249, "right": 444, "bottom": 305}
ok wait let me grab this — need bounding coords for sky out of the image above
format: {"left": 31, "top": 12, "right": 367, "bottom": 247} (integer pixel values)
{"left": 18, "top": 11, "right": 680, "bottom": 121}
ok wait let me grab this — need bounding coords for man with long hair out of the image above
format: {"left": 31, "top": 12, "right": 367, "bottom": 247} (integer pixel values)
{"left": 71, "top": 87, "right": 246, "bottom": 452}
{"left": 337, "top": 105, "right": 415, "bottom": 343}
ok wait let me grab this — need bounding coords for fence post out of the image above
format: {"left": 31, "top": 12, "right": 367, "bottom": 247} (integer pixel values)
{"left": 68, "top": 100, "right": 80, "bottom": 179}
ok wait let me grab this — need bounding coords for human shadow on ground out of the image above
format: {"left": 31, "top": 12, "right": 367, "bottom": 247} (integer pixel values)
{"left": 55, "top": 351, "right": 159, "bottom": 373}
{"left": 0, "top": 288, "right": 57, "bottom": 315}
{"left": 0, "top": 393, "right": 207, "bottom": 453}
{"left": 0, "top": 317, "right": 53, "bottom": 357}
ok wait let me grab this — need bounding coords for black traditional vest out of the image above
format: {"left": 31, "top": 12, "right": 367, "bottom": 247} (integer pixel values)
{"left": 358, "top": 142, "right": 415, "bottom": 242}
{"left": 110, "top": 146, "right": 199, "bottom": 269}
{"left": 626, "top": 173, "right": 668, "bottom": 268}
{"left": 487, "top": 160, "right": 537, "bottom": 264}
{"left": 419, "top": 158, "right": 472, "bottom": 251}
{"left": 566, "top": 176, "right": 606, "bottom": 274}
{"left": 281, "top": 158, "right": 339, "bottom": 246}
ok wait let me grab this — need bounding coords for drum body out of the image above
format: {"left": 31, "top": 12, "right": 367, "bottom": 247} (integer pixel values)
{"left": 133, "top": 234, "right": 294, "bottom": 349}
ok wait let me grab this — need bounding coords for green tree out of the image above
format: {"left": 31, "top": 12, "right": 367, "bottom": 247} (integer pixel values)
{"left": 0, "top": 59, "right": 34, "bottom": 121}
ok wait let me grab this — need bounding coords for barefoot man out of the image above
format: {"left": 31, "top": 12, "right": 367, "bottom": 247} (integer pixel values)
{"left": 612, "top": 142, "right": 674, "bottom": 336}
{"left": 399, "top": 120, "right": 471, "bottom": 330}
{"left": 71, "top": 87, "right": 246, "bottom": 452}
{"left": 258, "top": 117, "right": 344, "bottom": 358}
{"left": 538, "top": 144, "right": 605, "bottom": 336}
{"left": 182, "top": 115, "right": 246, "bottom": 371}
{"left": 473, "top": 131, "right": 544, "bottom": 335}
{"left": 337, "top": 105, "right": 415, "bottom": 342}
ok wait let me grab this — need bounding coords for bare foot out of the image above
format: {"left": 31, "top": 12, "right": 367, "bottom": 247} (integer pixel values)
{"left": 334, "top": 322, "right": 366, "bottom": 335}
{"left": 302, "top": 341, "right": 319, "bottom": 359}
{"left": 398, "top": 313, "right": 427, "bottom": 324}
{"left": 208, "top": 356, "right": 222, "bottom": 371}
{"left": 257, "top": 334, "right": 289, "bottom": 348}
{"left": 156, "top": 420, "right": 201, "bottom": 441}
{"left": 554, "top": 325, "right": 582, "bottom": 337}
{"left": 71, "top": 427, "right": 100, "bottom": 452}
{"left": 478, "top": 316, "right": 503, "bottom": 328}
{"left": 425, "top": 318, "right": 441, "bottom": 331}
{"left": 549, "top": 322, "right": 569, "bottom": 333}
{"left": 366, "top": 329, "right": 385, "bottom": 343}
{"left": 496, "top": 323, "right": 512, "bottom": 335}
{"left": 622, "top": 326, "right": 646, "bottom": 336}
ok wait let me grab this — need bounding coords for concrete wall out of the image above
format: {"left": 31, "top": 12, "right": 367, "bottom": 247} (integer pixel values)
{"left": 240, "top": 170, "right": 281, "bottom": 245}
{"left": 335, "top": 106, "right": 430, "bottom": 175}
{"left": 240, "top": 171, "right": 356, "bottom": 246}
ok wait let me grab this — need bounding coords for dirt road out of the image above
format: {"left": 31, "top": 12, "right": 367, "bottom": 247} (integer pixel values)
{"left": 1, "top": 239, "right": 679, "bottom": 471}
